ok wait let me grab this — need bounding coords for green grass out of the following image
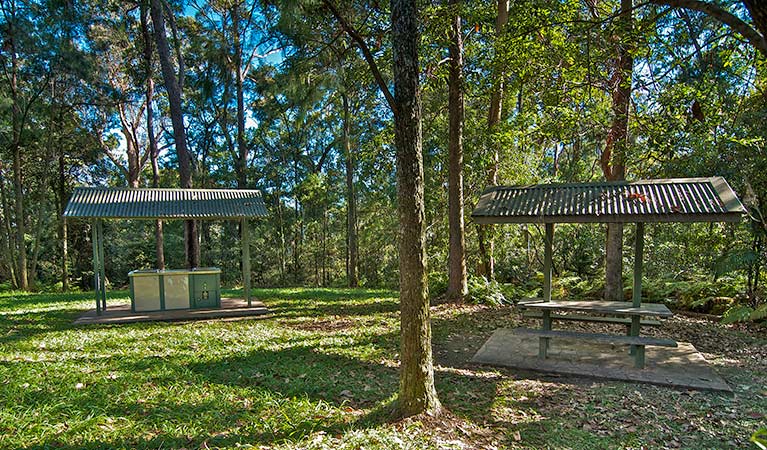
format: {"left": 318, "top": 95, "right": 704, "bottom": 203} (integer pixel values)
{"left": 0, "top": 288, "right": 765, "bottom": 449}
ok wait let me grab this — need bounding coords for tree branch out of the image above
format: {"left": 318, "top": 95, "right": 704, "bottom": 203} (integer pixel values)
{"left": 649, "top": 0, "right": 767, "bottom": 57}
{"left": 321, "top": 0, "right": 397, "bottom": 114}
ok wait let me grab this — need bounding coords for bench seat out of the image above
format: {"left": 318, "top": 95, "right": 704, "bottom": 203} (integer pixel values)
{"left": 522, "top": 311, "right": 662, "bottom": 327}
{"left": 514, "top": 327, "right": 677, "bottom": 347}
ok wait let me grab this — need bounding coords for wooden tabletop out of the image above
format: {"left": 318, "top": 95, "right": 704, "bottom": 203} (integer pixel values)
{"left": 520, "top": 300, "right": 673, "bottom": 317}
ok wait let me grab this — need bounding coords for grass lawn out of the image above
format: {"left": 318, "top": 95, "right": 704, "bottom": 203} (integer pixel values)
{"left": 0, "top": 288, "right": 765, "bottom": 449}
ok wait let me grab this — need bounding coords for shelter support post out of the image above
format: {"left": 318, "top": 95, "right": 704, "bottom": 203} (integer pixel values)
{"left": 91, "top": 220, "right": 101, "bottom": 315}
{"left": 631, "top": 222, "right": 645, "bottom": 367}
{"left": 97, "top": 219, "right": 107, "bottom": 311}
{"left": 242, "top": 218, "right": 251, "bottom": 307}
{"left": 539, "top": 222, "right": 554, "bottom": 358}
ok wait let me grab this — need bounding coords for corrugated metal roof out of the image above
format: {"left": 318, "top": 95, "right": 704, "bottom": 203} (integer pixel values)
{"left": 64, "top": 187, "right": 268, "bottom": 219}
{"left": 471, "top": 177, "right": 746, "bottom": 224}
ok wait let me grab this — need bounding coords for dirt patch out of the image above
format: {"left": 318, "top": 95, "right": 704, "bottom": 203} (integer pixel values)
{"left": 283, "top": 317, "right": 358, "bottom": 332}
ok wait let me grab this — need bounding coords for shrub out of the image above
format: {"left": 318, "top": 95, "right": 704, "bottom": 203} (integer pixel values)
{"left": 427, "top": 272, "right": 448, "bottom": 299}
{"left": 466, "top": 275, "right": 507, "bottom": 306}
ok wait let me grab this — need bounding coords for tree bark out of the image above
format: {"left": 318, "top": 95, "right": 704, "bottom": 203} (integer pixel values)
{"left": 446, "top": 0, "right": 467, "bottom": 301}
{"left": 602, "top": 0, "right": 633, "bottom": 301}
{"left": 392, "top": 0, "right": 441, "bottom": 417}
{"left": 58, "top": 152, "right": 69, "bottom": 291}
{"left": 150, "top": 0, "right": 199, "bottom": 268}
{"left": 342, "top": 93, "right": 359, "bottom": 287}
{"left": 8, "top": 12, "right": 28, "bottom": 290}
{"left": 232, "top": 5, "right": 248, "bottom": 189}
{"left": 743, "top": 0, "right": 767, "bottom": 43}
{"left": 141, "top": 2, "right": 165, "bottom": 270}
{"left": 477, "top": 0, "right": 509, "bottom": 280}
{"left": 0, "top": 171, "right": 18, "bottom": 288}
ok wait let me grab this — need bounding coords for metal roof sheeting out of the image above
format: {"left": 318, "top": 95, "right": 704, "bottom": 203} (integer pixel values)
{"left": 471, "top": 177, "right": 746, "bottom": 224}
{"left": 64, "top": 187, "right": 268, "bottom": 219}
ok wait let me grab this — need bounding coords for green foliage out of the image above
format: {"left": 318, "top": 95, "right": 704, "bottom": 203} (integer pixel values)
{"left": 722, "top": 305, "right": 754, "bottom": 324}
{"left": 753, "top": 428, "right": 767, "bottom": 450}
{"left": 751, "top": 304, "right": 767, "bottom": 321}
{"left": 428, "top": 272, "right": 448, "bottom": 299}
{"left": 1, "top": 288, "right": 765, "bottom": 448}
{"left": 465, "top": 275, "right": 507, "bottom": 306}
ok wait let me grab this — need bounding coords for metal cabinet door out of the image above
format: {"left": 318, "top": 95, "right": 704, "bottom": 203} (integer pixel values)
{"left": 191, "top": 273, "right": 220, "bottom": 308}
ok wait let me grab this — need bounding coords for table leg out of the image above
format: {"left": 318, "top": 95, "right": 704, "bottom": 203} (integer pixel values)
{"left": 634, "top": 346, "right": 645, "bottom": 369}
{"left": 629, "top": 316, "right": 640, "bottom": 356}
{"left": 539, "top": 309, "right": 552, "bottom": 358}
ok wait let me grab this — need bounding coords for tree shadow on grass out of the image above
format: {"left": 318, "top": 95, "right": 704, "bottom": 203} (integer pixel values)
{"left": 0, "top": 290, "right": 128, "bottom": 311}
{"left": 13, "top": 340, "right": 403, "bottom": 449}
{"left": 5, "top": 289, "right": 568, "bottom": 449}
{"left": 255, "top": 287, "right": 400, "bottom": 319}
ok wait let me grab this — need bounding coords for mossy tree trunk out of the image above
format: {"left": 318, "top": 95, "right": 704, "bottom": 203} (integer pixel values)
{"left": 392, "top": 0, "right": 442, "bottom": 417}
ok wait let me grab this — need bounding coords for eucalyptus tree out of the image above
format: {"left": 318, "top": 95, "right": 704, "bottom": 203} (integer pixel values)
{"left": 477, "top": 0, "right": 509, "bottom": 281}
{"left": 150, "top": 0, "right": 199, "bottom": 268}
{"left": 446, "top": 0, "right": 468, "bottom": 301}
{"left": 0, "top": 0, "right": 97, "bottom": 289}
{"left": 322, "top": 0, "right": 441, "bottom": 416}
{"left": 0, "top": 0, "right": 48, "bottom": 289}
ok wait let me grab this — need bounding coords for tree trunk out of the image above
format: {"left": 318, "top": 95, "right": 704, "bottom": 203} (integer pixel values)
{"left": 391, "top": 0, "right": 441, "bottom": 418}
{"left": 9, "top": 19, "right": 28, "bottom": 290}
{"left": 233, "top": 6, "right": 248, "bottom": 189}
{"left": 743, "top": 0, "right": 767, "bottom": 41}
{"left": 342, "top": 93, "right": 359, "bottom": 287}
{"left": 141, "top": 3, "right": 165, "bottom": 270}
{"left": 150, "top": 0, "right": 199, "bottom": 268}
{"left": 446, "top": 0, "right": 467, "bottom": 301}
{"left": 477, "top": 0, "right": 509, "bottom": 280}
{"left": 601, "top": 0, "right": 633, "bottom": 301}
{"left": 0, "top": 172, "right": 18, "bottom": 288}
{"left": 58, "top": 153, "right": 69, "bottom": 291}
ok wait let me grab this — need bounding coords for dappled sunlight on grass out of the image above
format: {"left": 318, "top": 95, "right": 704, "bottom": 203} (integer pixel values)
{"left": 0, "top": 287, "right": 764, "bottom": 449}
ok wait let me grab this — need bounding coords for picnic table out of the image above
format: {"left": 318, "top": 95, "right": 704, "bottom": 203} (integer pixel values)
{"left": 519, "top": 299, "right": 676, "bottom": 369}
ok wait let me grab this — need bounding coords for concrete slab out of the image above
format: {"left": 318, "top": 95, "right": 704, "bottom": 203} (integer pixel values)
{"left": 472, "top": 328, "right": 731, "bottom": 392}
{"left": 74, "top": 297, "right": 270, "bottom": 325}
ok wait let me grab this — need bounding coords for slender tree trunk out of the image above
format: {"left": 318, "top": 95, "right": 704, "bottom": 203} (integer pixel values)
{"left": 601, "top": 0, "right": 633, "bottom": 301}
{"left": 58, "top": 153, "right": 69, "bottom": 291}
{"left": 276, "top": 189, "right": 286, "bottom": 282}
{"left": 150, "top": 0, "right": 199, "bottom": 268}
{"left": 28, "top": 201, "right": 46, "bottom": 289}
{"left": 0, "top": 172, "right": 18, "bottom": 288}
{"left": 477, "top": 0, "right": 509, "bottom": 280}
{"left": 446, "top": 0, "right": 467, "bottom": 301}
{"left": 9, "top": 16, "right": 28, "bottom": 290}
{"left": 392, "top": 0, "right": 441, "bottom": 418}
{"left": 232, "top": 6, "right": 248, "bottom": 189}
{"left": 743, "top": 0, "right": 767, "bottom": 41}
{"left": 141, "top": 3, "right": 165, "bottom": 270}
{"left": 342, "top": 93, "right": 359, "bottom": 287}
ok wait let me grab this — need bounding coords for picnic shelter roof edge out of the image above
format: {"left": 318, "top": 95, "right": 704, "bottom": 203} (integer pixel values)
{"left": 63, "top": 187, "right": 268, "bottom": 219}
{"left": 471, "top": 176, "right": 746, "bottom": 224}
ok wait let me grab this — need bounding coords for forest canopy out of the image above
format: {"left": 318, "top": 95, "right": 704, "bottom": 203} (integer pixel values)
{"left": 1, "top": 0, "right": 766, "bottom": 322}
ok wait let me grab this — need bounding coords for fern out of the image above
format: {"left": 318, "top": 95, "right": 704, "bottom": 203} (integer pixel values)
{"left": 722, "top": 305, "right": 754, "bottom": 324}
{"left": 714, "top": 249, "right": 759, "bottom": 277}
{"left": 750, "top": 304, "right": 767, "bottom": 321}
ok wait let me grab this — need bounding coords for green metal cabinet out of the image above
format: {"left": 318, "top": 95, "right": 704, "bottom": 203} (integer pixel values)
{"left": 191, "top": 272, "right": 220, "bottom": 309}
{"left": 129, "top": 268, "right": 221, "bottom": 312}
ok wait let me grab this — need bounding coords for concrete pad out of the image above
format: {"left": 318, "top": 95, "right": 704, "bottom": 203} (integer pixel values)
{"left": 472, "top": 328, "right": 731, "bottom": 392}
{"left": 74, "top": 297, "right": 270, "bottom": 325}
